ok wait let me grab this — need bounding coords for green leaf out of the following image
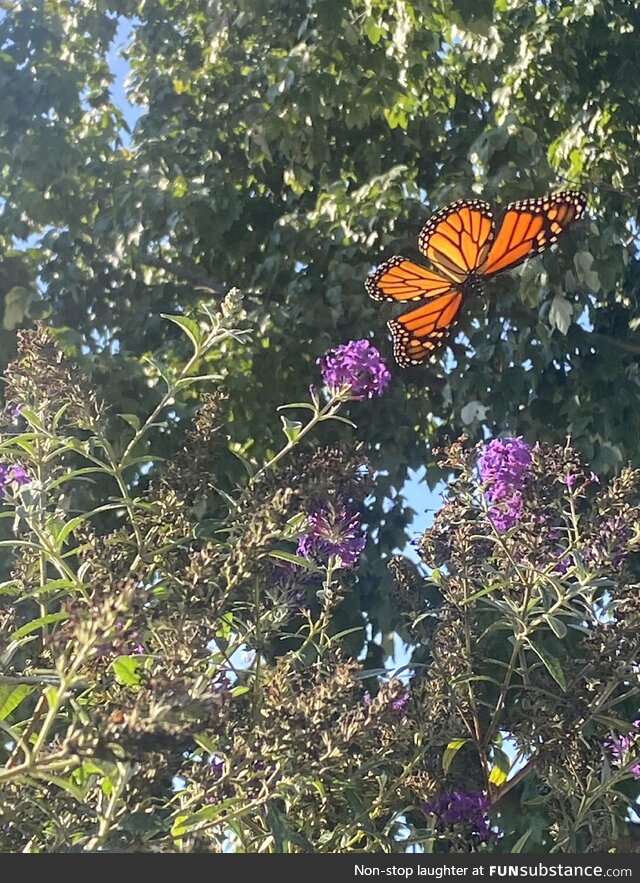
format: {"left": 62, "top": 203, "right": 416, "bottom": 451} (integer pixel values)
{"left": 278, "top": 401, "right": 317, "bottom": 412}
{"left": 459, "top": 582, "right": 502, "bottom": 605}
{"left": 511, "top": 828, "right": 532, "bottom": 853}
{"left": 265, "top": 802, "right": 315, "bottom": 852}
{"left": 118, "top": 413, "right": 141, "bottom": 432}
{"left": 52, "top": 514, "right": 92, "bottom": 550}
{"left": 528, "top": 641, "right": 567, "bottom": 690}
{"left": 549, "top": 294, "right": 572, "bottom": 335}
{"left": 141, "top": 355, "right": 172, "bottom": 389}
{"left": 171, "top": 175, "right": 189, "bottom": 198}
{"left": 17, "top": 407, "right": 45, "bottom": 430}
{"left": 11, "top": 612, "right": 68, "bottom": 640}
{"left": 356, "top": 667, "right": 390, "bottom": 679}
{"left": 544, "top": 614, "right": 567, "bottom": 639}
{"left": 489, "top": 746, "right": 511, "bottom": 786}
{"left": 323, "top": 414, "right": 357, "bottom": 429}
{"left": 194, "top": 733, "right": 218, "bottom": 755}
{"left": 171, "top": 798, "right": 239, "bottom": 837}
{"left": 442, "top": 738, "right": 468, "bottom": 773}
{"left": 268, "top": 549, "right": 315, "bottom": 569}
{"left": 363, "top": 17, "right": 386, "bottom": 45}
{"left": 111, "top": 654, "right": 151, "bottom": 688}
{"left": 174, "top": 372, "right": 224, "bottom": 387}
{"left": 0, "top": 684, "right": 36, "bottom": 720}
{"left": 3, "top": 286, "right": 35, "bottom": 330}
{"left": 29, "top": 578, "right": 80, "bottom": 597}
{"left": 171, "top": 813, "right": 189, "bottom": 838}
{"left": 284, "top": 512, "right": 308, "bottom": 532}
{"left": 162, "top": 314, "right": 202, "bottom": 351}
{"left": 265, "top": 801, "right": 288, "bottom": 851}
{"left": 280, "top": 414, "right": 302, "bottom": 444}
{"left": 592, "top": 713, "right": 639, "bottom": 732}
{"left": 573, "top": 250, "right": 599, "bottom": 290}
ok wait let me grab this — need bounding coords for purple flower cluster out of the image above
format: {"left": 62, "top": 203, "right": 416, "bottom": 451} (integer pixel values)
{"left": 423, "top": 790, "right": 495, "bottom": 842}
{"left": 553, "top": 553, "right": 573, "bottom": 575}
{"left": 605, "top": 721, "right": 640, "bottom": 779}
{"left": 478, "top": 437, "right": 532, "bottom": 531}
{"left": 0, "top": 463, "right": 29, "bottom": 498}
{"left": 390, "top": 693, "right": 411, "bottom": 712}
{"left": 297, "top": 504, "right": 366, "bottom": 568}
{"left": 317, "top": 339, "right": 391, "bottom": 400}
{"left": 208, "top": 755, "right": 225, "bottom": 779}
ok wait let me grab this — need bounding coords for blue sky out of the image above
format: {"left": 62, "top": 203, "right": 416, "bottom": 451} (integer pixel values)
{"left": 108, "top": 18, "right": 142, "bottom": 134}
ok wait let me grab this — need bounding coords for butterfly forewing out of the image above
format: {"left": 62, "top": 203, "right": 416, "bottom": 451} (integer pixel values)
{"left": 479, "top": 190, "right": 586, "bottom": 277}
{"left": 365, "top": 256, "right": 455, "bottom": 303}
{"left": 417, "top": 199, "right": 495, "bottom": 280}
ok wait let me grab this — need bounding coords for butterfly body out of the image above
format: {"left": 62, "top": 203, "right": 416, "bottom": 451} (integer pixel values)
{"left": 366, "top": 191, "right": 586, "bottom": 367}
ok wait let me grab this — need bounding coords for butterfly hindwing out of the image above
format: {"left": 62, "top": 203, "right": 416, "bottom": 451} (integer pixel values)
{"left": 479, "top": 190, "right": 586, "bottom": 277}
{"left": 365, "top": 256, "right": 454, "bottom": 303}
{"left": 388, "top": 289, "right": 464, "bottom": 367}
{"left": 417, "top": 199, "right": 495, "bottom": 280}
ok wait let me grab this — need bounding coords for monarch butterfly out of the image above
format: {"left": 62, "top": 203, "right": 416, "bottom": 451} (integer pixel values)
{"left": 365, "top": 191, "right": 587, "bottom": 368}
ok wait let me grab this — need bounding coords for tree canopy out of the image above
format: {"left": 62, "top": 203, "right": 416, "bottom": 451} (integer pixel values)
{"left": 2, "top": 0, "right": 640, "bottom": 622}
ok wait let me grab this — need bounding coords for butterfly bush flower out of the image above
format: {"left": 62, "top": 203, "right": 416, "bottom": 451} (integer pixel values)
{"left": 297, "top": 504, "right": 366, "bottom": 568}
{"left": 605, "top": 721, "right": 640, "bottom": 779}
{"left": 553, "top": 552, "right": 573, "bottom": 575}
{"left": 423, "top": 790, "right": 496, "bottom": 842}
{"left": 478, "top": 437, "right": 532, "bottom": 531}
{"left": 390, "top": 693, "right": 411, "bottom": 712}
{"left": 317, "top": 339, "right": 391, "bottom": 400}
{"left": 208, "top": 755, "right": 225, "bottom": 780}
{"left": 0, "top": 463, "right": 29, "bottom": 498}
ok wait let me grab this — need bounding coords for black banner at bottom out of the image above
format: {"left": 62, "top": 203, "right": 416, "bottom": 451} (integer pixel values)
{"left": 2, "top": 853, "right": 640, "bottom": 880}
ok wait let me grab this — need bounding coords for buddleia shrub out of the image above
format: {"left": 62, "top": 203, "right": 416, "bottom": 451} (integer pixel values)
{"left": 391, "top": 437, "right": 640, "bottom": 853}
{"left": 0, "top": 308, "right": 421, "bottom": 853}
{"left": 0, "top": 306, "right": 638, "bottom": 853}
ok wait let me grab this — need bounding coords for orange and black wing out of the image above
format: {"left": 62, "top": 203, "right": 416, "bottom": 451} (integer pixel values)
{"left": 418, "top": 199, "right": 495, "bottom": 280}
{"left": 478, "top": 190, "right": 586, "bottom": 278}
{"left": 387, "top": 289, "right": 464, "bottom": 368}
{"left": 366, "top": 256, "right": 455, "bottom": 303}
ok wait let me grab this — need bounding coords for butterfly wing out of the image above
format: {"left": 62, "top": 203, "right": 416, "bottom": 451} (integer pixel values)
{"left": 478, "top": 190, "right": 587, "bottom": 277}
{"left": 418, "top": 199, "right": 495, "bottom": 280}
{"left": 387, "top": 289, "right": 464, "bottom": 367}
{"left": 365, "top": 256, "right": 455, "bottom": 303}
